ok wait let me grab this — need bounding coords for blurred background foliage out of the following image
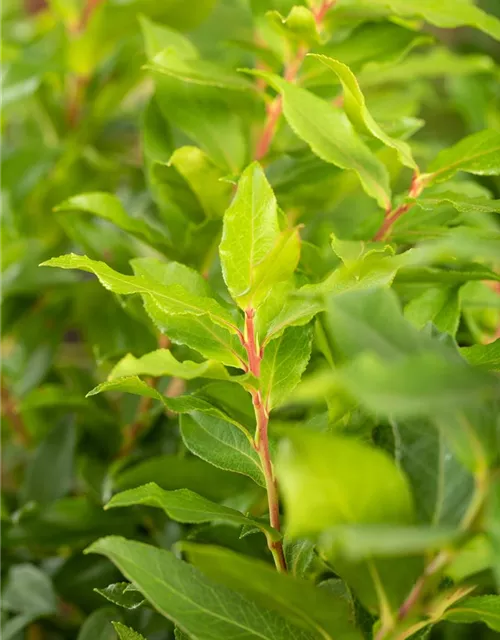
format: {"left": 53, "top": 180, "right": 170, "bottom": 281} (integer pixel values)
{"left": 1, "top": 1, "right": 500, "bottom": 638}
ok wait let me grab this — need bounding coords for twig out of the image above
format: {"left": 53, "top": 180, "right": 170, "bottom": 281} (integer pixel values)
{"left": 373, "top": 173, "right": 424, "bottom": 241}
{"left": 254, "top": 0, "right": 336, "bottom": 160}
{"left": 242, "top": 308, "right": 287, "bottom": 572}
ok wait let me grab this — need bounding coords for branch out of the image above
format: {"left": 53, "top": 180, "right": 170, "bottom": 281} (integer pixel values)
{"left": 373, "top": 173, "right": 424, "bottom": 242}
{"left": 254, "top": 0, "right": 336, "bottom": 160}
{"left": 242, "top": 308, "right": 287, "bottom": 572}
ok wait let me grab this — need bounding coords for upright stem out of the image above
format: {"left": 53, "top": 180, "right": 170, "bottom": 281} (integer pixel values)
{"left": 254, "top": 1, "right": 336, "bottom": 160}
{"left": 243, "top": 308, "right": 287, "bottom": 572}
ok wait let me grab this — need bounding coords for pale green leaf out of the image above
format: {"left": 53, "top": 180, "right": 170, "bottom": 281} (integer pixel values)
{"left": 140, "top": 15, "right": 198, "bottom": 60}
{"left": 261, "top": 325, "right": 312, "bottom": 410}
{"left": 366, "top": 0, "right": 500, "bottom": 41}
{"left": 267, "top": 6, "right": 320, "bottom": 47}
{"left": 168, "top": 146, "right": 231, "bottom": 218}
{"left": 404, "top": 286, "right": 461, "bottom": 336}
{"left": 312, "top": 55, "right": 417, "bottom": 169}
{"left": 109, "top": 350, "right": 229, "bottom": 381}
{"left": 277, "top": 431, "right": 414, "bottom": 537}
{"left": 461, "top": 340, "right": 500, "bottom": 371}
{"left": 87, "top": 537, "right": 313, "bottom": 640}
{"left": 184, "top": 543, "right": 362, "bottom": 640}
{"left": 113, "top": 622, "right": 147, "bottom": 640}
{"left": 444, "top": 596, "right": 500, "bottom": 631}
{"left": 220, "top": 162, "right": 297, "bottom": 308}
{"left": 42, "top": 254, "right": 241, "bottom": 336}
{"left": 338, "top": 351, "right": 498, "bottom": 419}
{"left": 413, "top": 193, "right": 500, "bottom": 216}
{"left": 247, "top": 71, "right": 391, "bottom": 209}
{"left": 54, "top": 193, "right": 168, "bottom": 248}
{"left": 147, "top": 49, "right": 255, "bottom": 91}
{"left": 424, "top": 129, "right": 500, "bottom": 185}
{"left": 105, "top": 482, "right": 279, "bottom": 540}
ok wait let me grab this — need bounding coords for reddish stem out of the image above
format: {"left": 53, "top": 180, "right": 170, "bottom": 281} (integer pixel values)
{"left": 253, "top": 2, "right": 336, "bottom": 160}
{"left": 373, "top": 173, "right": 423, "bottom": 242}
{"left": 243, "top": 308, "right": 286, "bottom": 572}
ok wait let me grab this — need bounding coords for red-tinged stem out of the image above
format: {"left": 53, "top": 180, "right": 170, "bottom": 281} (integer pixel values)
{"left": 373, "top": 173, "right": 423, "bottom": 242}
{"left": 243, "top": 308, "right": 286, "bottom": 572}
{"left": 253, "top": 2, "right": 336, "bottom": 160}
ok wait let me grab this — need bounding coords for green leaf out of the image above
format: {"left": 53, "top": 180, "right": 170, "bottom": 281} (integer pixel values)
{"left": 404, "top": 286, "right": 461, "bottom": 337}
{"left": 108, "top": 350, "right": 229, "bottom": 381}
{"left": 21, "top": 420, "right": 77, "bottom": 506}
{"left": 2, "top": 564, "right": 57, "bottom": 617}
{"left": 267, "top": 6, "right": 320, "bottom": 48}
{"left": 42, "top": 254, "right": 241, "bottom": 338}
{"left": 54, "top": 193, "right": 168, "bottom": 249}
{"left": 322, "top": 21, "right": 431, "bottom": 70}
{"left": 262, "top": 293, "right": 324, "bottom": 344}
{"left": 367, "top": 0, "right": 500, "bottom": 41}
{"left": 113, "top": 454, "right": 248, "bottom": 502}
{"left": 311, "top": 55, "right": 417, "bottom": 170}
{"left": 147, "top": 49, "right": 255, "bottom": 91}
{"left": 277, "top": 431, "right": 414, "bottom": 537}
{"left": 105, "top": 482, "right": 279, "bottom": 540}
{"left": 319, "top": 525, "right": 459, "bottom": 559}
{"left": 184, "top": 543, "right": 362, "bottom": 640}
{"left": 112, "top": 622, "right": 147, "bottom": 640}
{"left": 168, "top": 146, "right": 231, "bottom": 218}
{"left": 220, "top": 162, "right": 299, "bottom": 309}
{"left": 77, "top": 608, "right": 120, "bottom": 640}
{"left": 413, "top": 193, "right": 500, "bottom": 216}
{"left": 338, "top": 351, "right": 498, "bottom": 419}
{"left": 359, "top": 48, "right": 495, "bottom": 92}
{"left": 444, "top": 595, "right": 500, "bottom": 631}
{"left": 461, "top": 340, "right": 500, "bottom": 371}
{"left": 324, "top": 288, "right": 428, "bottom": 361}
{"left": 180, "top": 413, "right": 264, "bottom": 486}
{"left": 247, "top": 71, "right": 391, "bottom": 209}
{"left": 95, "top": 583, "right": 145, "bottom": 610}
{"left": 393, "top": 419, "right": 474, "bottom": 525}
{"left": 87, "top": 536, "right": 315, "bottom": 640}
{"left": 424, "top": 129, "right": 500, "bottom": 186}
{"left": 140, "top": 15, "right": 198, "bottom": 60}
{"left": 261, "top": 325, "right": 312, "bottom": 410}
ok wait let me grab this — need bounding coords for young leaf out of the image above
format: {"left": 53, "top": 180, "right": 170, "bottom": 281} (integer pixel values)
{"left": 260, "top": 324, "right": 312, "bottom": 410}
{"left": 108, "top": 350, "right": 229, "bottom": 381}
{"left": 112, "top": 622, "right": 147, "bottom": 640}
{"left": 87, "top": 537, "right": 315, "bottom": 640}
{"left": 311, "top": 55, "right": 417, "bottom": 170}
{"left": 184, "top": 543, "right": 362, "bottom": 640}
{"left": 95, "top": 583, "right": 145, "bottom": 610}
{"left": 277, "top": 431, "right": 414, "bottom": 537}
{"left": 247, "top": 71, "right": 391, "bottom": 209}
{"left": 444, "top": 595, "right": 500, "bottom": 631}
{"left": 219, "top": 162, "right": 299, "bottom": 309}
{"left": 180, "top": 413, "right": 265, "bottom": 486}
{"left": 423, "top": 129, "right": 500, "bottom": 186}
{"left": 105, "top": 482, "right": 279, "bottom": 540}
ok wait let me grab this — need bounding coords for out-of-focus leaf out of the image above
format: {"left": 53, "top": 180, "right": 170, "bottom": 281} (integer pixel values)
{"left": 87, "top": 536, "right": 314, "bottom": 640}
{"left": 444, "top": 596, "right": 500, "bottom": 631}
